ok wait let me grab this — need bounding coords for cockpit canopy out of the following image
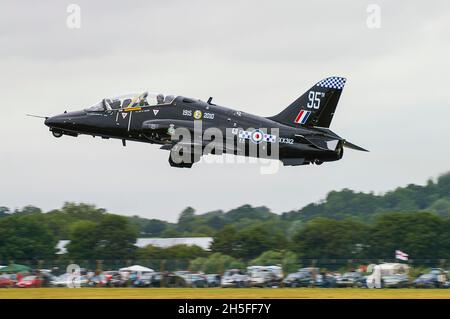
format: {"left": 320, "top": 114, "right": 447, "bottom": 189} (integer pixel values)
{"left": 85, "top": 92, "right": 176, "bottom": 112}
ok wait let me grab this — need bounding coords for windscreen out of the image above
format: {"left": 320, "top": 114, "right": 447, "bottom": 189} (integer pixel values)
{"left": 85, "top": 92, "right": 177, "bottom": 112}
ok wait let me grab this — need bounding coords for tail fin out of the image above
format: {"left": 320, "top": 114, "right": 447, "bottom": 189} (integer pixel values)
{"left": 268, "top": 76, "right": 346, "bottom": 128}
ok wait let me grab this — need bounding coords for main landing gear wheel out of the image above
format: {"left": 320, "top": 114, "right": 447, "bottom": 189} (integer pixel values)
{"left": 313, "top": 159, "right": 323, "bottom": 165}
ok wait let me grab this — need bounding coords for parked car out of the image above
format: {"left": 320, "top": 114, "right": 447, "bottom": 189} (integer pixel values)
{"left": 413, "top": 273, "right": 445, "bottom": 288}
{"left": 381, "top": 274, "right": 410, "bottom": 288}
{"left": 413, "top": 273, "right": 439, "bottom": 288}
{"left": 315, "top": 273, "right": 337, "bottom": 288}
{"left": 221, "top": 269, "right": 250, "bottom": 288}
{"left": 87, "top": 274, "right": 107, "bottom": 287}
{"left": 134, "top": 273, "right": 153, "bottom": 287}
{"left": 40, "top": 273, "right": 56, "bottom": 287}
{"left": 283, "top": 271, "right": 330, "bottom": 287}
{"left": 430, "top": 268, "right": 448, "bottom": 286}
{"left": 107, "top": 273, "right": 127, "bottom": 287}
{"left": 247, "top": 266, "right": 284, "bottom": 280}
{"left": 283, "top": 268, "right": 327, "bottom": 288}
{"left": 182, "top": 273, "right": 208, "bottom": 288}
{"left": 283, "top": 272, "right": 310, "bottom": 287}
{"left": 15, "top": 276, "right": 42, "bottom": 288}
{"left": 411, "top": 268, "right": 448, "bottom": 288}
{"left": 103, "top": 271, "right": 119, "bottom": 283}
{"left": 336, "top": 272, "right": 366, "bottom": 288}
{"left": 149, "top": 272, "right": 187, "bottom": 288}
{"left": 51, "top": 273, "right": 88, "bottom": 287}
{"left": 249, "top": 270, "right": 281, "bottom": 288}
{"left": 247, "top": 266, "right": 283, "bottom": 288}
{"left": 0, "top": 274, "right": 15, "bottom": 288}
{"left": 206, "top": 274, "right": 221, "bottom": 287}
{"left": 51, "top": 274, "right": 69, "bottom": 287}
{"left": 148, "top": 272, "right": 164, "bottom": 287}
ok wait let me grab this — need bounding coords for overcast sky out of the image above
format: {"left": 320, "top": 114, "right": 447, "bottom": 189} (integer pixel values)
{"left": 1, "top": 1, "right": 449, "bottom": 222}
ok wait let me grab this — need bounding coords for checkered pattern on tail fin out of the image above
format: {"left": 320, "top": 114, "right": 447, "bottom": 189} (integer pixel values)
{"left": 316, "top": 77, "right": 346, "bottom": 90}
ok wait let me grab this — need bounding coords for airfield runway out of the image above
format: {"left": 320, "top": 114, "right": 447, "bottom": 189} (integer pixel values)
{"left": 0, "top": 288, "right": 449, "bottom": 299}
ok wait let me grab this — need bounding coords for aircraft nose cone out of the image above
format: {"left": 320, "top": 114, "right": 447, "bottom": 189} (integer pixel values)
{"left": 44, "top": 116, "right": 57, "bottom": 127}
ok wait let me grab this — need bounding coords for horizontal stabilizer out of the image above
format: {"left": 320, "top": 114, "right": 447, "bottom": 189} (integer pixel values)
{"left": 343, "top": 140, "right": 369, "bottom": 152}
{"left": 295, "top": 134, "right": 340, "bottom": 151}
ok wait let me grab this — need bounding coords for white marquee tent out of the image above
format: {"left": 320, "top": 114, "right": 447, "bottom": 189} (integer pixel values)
{"left": 119, "top": 265, "right": 154, "bottom": 272}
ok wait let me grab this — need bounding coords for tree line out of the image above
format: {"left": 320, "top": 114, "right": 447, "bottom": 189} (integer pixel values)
{"left": 1, "top": 172, "right": 449, "bottom": 267}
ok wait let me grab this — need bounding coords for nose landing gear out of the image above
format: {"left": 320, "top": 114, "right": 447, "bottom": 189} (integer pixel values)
{"left": 52, "top": 131, "right": 63, "bottom": 138}
{"left": 50, "top": 129, "right": 78, "bottom": 138}
{"left": 313, "top": 159, "right": 323, "bottom": 165}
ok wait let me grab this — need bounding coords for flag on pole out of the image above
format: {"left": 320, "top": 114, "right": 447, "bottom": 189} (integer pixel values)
{"left": 395, "top": 250, "right": 409, "bottom": 261}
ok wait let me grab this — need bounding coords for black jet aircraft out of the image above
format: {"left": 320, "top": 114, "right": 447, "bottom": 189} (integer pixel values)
{"left": 40, "top": 76, "right": 367, "bottom": 168}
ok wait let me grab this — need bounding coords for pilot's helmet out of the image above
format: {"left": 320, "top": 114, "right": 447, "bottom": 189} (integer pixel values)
{"left": 156, "top": 94, "right": 164, "bottom": 104}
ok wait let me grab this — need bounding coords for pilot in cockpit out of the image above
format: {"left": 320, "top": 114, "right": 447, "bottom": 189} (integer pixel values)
{"left": 156, "top": 93, "right": 164, "bottom": 104}
{"left": 138, "top": 91, "right": 149, "bottom": 106}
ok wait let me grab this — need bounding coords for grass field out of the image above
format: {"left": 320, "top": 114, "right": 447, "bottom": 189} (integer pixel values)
{"left": 0, "top": 288, "right": 449, "bottom": 299}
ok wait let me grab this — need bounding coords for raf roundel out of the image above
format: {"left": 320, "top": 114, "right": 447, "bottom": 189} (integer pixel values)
{"left": 251, "top": 129, "right": 264, "bottom": 144}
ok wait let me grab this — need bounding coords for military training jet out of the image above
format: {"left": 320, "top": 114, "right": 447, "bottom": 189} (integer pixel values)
{"left": 39, "top": 76, "right": 368, "bottom": 168}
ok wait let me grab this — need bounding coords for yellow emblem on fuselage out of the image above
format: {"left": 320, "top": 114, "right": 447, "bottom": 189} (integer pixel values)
{"left": 193, "top": 110, "right": 202, "bottom": 120}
